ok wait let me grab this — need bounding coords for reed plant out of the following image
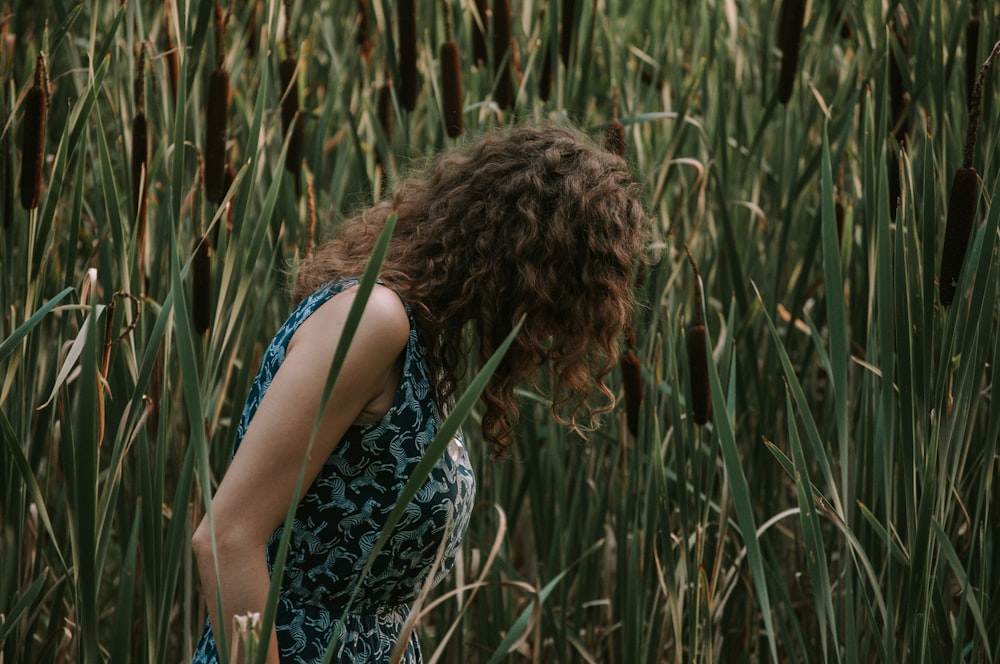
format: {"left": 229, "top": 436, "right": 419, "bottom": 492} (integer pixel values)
{"left": 2, "top": 1, "right": 999, "bottom": 662}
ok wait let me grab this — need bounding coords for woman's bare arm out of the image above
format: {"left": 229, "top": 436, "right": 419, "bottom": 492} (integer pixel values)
{"left": 192, "top": 284, "right": 410, "bottom": 663}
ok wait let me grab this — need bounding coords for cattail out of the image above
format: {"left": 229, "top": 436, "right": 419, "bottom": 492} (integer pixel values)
{"left": 397, "top": 0, "right": 419, "bottom": 111}
{"left": 356, "top": 0, "right": 372, "bottom": 65}
{"left": 440, "top": 41, "right": 463, "bottom": 137}
{"left": 492, "top": 0, "right": 515, "bottom": 110}
{"left": 377, "top": 80, "right": 395, "bottom": 141}
{"left": 132, "top": 50, "right": 149, "bottom": 233}
{"left": 776, "top": 0, "right": 805, "bottom": 105}
{"left": 204, "top": 66, "right": 229, "bottom": 203}
{"left": 620, "top": 348, "right": 642, "bottom": 437}
{"left": 19, "top": 52, "right": 47, "bottom": 211}
{"left": 605, "top": 120, "right": 625, "bottom": 158}
{"left": 539, "top": 35, "right": 554, "bottom": 101}
{"left": 132, "top": 112, "right": 149, "bottom": 281}
{"left": 685, "top": 246, "right": 712, "bottom": 426}
{"left": 559, "top": 0, "right": 576, "bottom": 66}
{"left": 887, "top": 147, "right": 902, "bottom": 219}
{"left": 223, "top": 160, "right": 236, "bottom": 233}
{"left": 205, "top": 5, "right": 229, "bottom": 204}
{"left": 471, "top": 0, "right": 488, "bottom": 67}
{"left": 192, "top": 235, "right": 212, "bottom": 334}
{"left": 280, "top": 54, "right": 303, "bottom": 194}
{"left": 939, "top": 41, "right": 999, "bottom": 307}
{"left": 939, "top": 167, "right": 979, "bottom": 307}
{"left": 375, "top": 81, "right": 394, "bottom": 200}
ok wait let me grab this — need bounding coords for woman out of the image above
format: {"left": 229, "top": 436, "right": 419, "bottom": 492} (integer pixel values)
{"left": 191, "top": 123, "right": 649, "bottom": 663}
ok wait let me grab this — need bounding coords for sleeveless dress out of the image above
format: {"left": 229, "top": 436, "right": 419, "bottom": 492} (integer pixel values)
{"left": 192, "top": 278, "right": 476, "bottom": 663}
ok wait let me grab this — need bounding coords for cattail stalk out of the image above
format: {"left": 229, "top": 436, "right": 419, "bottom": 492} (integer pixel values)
{"left": 685, "top": 246, "right": 712, "bottom": 426}
{"left": 132, "top": 49, "right": 149, "bottom": 287}
{"left": 192, "top": 236, "right": 213, "bottom": 334}
{"left": 492, "top": 0, "right": 515, "bottom": 109}
{"left": 776, "top": 0, "right": 805, "bottom": 105}
{"left": 19, "top": 52, "right": 47, "bottom": 210}
{"left": 939, "top": 41, "right": 1000, "bottom": 307}
{"left": 204, "top": 5, "right": 230, "bottom": 204}
{"left": 397, "top": 0, "right": 419, "bottom": 111}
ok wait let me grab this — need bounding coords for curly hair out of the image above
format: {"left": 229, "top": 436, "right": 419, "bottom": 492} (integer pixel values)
{"left": 292, "top": 123, "right": 650, "bottom": 456}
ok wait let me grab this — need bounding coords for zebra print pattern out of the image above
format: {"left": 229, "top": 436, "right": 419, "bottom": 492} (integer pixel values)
{"left": 192, "top": 279, "right": 476, "bottom": 663}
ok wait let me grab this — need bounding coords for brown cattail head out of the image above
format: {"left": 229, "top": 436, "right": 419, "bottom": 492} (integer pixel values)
{"left": 192, "top": 235, "right": 213, "bottom": 334}
{"left": 776, "top": 0, "right": 806, "bottom": 104}
{"left": 357, "top": 0, "right": 372, "bottom": 65}
{"left": 204, "top": 66, "right": 230, "bottom": 204}
{"left": 559, "top": 0, "right": 576, "bottom": 66}
{"left": 684, "top": 245, "right": 712, "bottom": 426}
{"left": 132, "top": 49, "right": 149, "bottom": 225}
{"left": 539, "top": 35, "right": 554, "bottom": 101}
{"left": 620, "top": 348, "right": 642, "bottom": 437}
{"left": 492, "top": 0, "right": 515, "bottom": 109}
{"left": 377, "top": 80, "right": 395, "bottom": 142}
{"left": 619, "top": 349, "right": 642, "bottom": 436}
{"left": 280, "top": 55, "right": 303, "bottom": 194}
{"left": 440, "top": 40, "right": 464, "bottom": 137}
{"left": 19, "top": 52, "right": 47, "bottom": 210}
{"left": 223, "top": 160, "right": 236, "bottom": 234}
{"left": 687, "top": 323, "right": 712, "bottom": 426}
{"left": 887, "top": 146, "right": 902, "bottom": 220}
{"left": 472, "top": 0, "right": 489, "bottom": 67}
{"left": 939, "top": 167, "right": 979, "bottom": 307}
{"left": 605, "top": 120, "right": 625, "bottom": 158}
{"left": 397, "top": 0, "right": 419, "bottom": 111}
{"left": 131, "top": 113, "right": 149, "bottom": 228}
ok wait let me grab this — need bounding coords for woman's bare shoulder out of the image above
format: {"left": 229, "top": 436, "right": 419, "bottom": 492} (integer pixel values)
{"left": 289, "top": 282, "right": 410, "bottom": 358}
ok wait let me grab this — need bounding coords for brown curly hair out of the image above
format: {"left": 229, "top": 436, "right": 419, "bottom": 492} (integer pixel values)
{"left": 292, "top": 123, "right": 650, "bottom": 456}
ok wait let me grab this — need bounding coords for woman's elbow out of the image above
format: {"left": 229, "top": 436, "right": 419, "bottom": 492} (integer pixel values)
{"left": 192, "top": 514, "right": 265, "bottom": 563}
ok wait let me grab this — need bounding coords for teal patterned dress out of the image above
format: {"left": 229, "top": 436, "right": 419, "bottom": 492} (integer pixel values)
{"left": 192, "top": 279, "right": 476, "bottom": 663}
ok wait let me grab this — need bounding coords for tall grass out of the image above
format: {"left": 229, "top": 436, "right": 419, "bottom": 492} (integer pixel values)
{"left": 1, "top": 0, "right": 999, "bottom": 662}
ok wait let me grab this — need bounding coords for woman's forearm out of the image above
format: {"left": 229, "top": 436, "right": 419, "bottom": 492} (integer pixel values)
{"left": 193, "top": 526, "right": 280, "bottom": 664}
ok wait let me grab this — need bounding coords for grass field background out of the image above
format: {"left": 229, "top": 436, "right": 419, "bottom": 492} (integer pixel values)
{"left": 2, "top": 0, "right": 999, "bottom": 661}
